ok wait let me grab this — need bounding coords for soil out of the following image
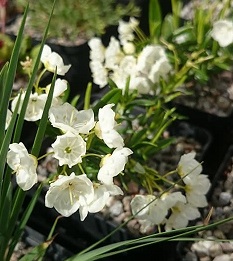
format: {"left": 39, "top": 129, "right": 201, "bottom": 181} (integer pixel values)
{"left": 174, "top": 70, "right": 233, "bottom": 118}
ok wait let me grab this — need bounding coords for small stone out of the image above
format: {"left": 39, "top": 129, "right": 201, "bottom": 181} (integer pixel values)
{"left": 109, "top": 200, "right": 123, "bottom": 216}
{"left": 221, "top": 242, "right": 233, "bottom": 254}
{"left": 213, "top": 254, "right": 231, "bottom": 261}
{"left": 191, "top": 241, "right": 211, "bottom": 257}
{"left": 122, "top": 196, "right": 132, "bottom": 212}
{"left": 219, "top": 192, "right": 232, "bottom": 206}
{"left": 200, "top": 256, "right": 211, "bottom": 261}
{"left": 213, "top": 229, "right": 227, "bottom": 239}
{"left": 209, "top": 243, "right": 223, "bottom": 257}
{"left": 184, "top": 251, "right": 198, "bottom": 261}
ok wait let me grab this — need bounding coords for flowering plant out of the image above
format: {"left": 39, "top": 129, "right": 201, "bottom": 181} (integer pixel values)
{"left": 1, "top": 1, "right": 233, "bottom": 261}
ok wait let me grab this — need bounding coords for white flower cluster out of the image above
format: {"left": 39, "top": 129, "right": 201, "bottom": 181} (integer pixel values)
{"left": 130, "top": 152, "right": 211, "bottom": 233}
{"left": 88, "top": 18, "right": 172, "bottom": 94}
{"left": 6, "top": 45, "right": 132, "bottom": 220}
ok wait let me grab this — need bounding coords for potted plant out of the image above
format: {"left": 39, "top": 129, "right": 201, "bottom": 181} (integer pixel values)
{"left": 4, "top": 0, "right": 140, "bottom": 100}
{"left": 162, "top": 0, "right": 233, "bottom": 128}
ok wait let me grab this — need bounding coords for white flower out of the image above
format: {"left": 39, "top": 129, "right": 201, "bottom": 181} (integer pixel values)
{"left": 95, "top": 103, "right": 124, "bottom": 148}
{"left": 130, "top": 76, "right": 151, "bottom": 94}
{"left": 5, "top": 109, "right": 12, "bottom": 130}
{"left": 51, "top": 132, "right": 86, "bottom": 168}
{"left": 41, "top": 44, "right": 71, "bottom": 75}
{"left": 45, "top": 78, "right": 68, "bottom": 98}
{"left": 7, "top": 142, "right": 38, "bottom": 191}
{"left": 165, "top": 202, "right": 200, "bottom": 231}
{"left": 122, "top": 42, "right": 136, "bottom": 54}
{"left": 118, "top": 17, "right": 139, "bottom": 45}
{"left": 105, "top": 37, "right": 124, "bottom": 70}
{"left": 184, "top": 174, "right": 211, "bottom": 207}
{"left": 88, "top": 37, "right": 105, "bottom": 62}
{"left": 88, "top": 183, "right": 123, "bottom": 213}
{"left": 45, "top": 173, "right": 94, "bottom": 219}
{"left": 97, "top": 147, "right": 133, "bottom": 185}
{"left": 49, "top": 102, "right": 95, "bottom": 135}
{"left": 111, "top": 55, "right": 137, "bottom": 91}
{"left": 11, "top": 92, "right": 47, "bottom": 122}
{"left": 133, "top": 194, "right": 169, "bottom": 223}
{"left": 89, "top": 61, "right": 108, "bottom": 87}
{"left": 148, "top": 58, "right": 172, "bottom": 84}
{"left": 131, "top": 195, "right": 168, "bottom": 233}
{"left": 177, "top": 152, "right": 202, "bottom": 180}
{"left": 137, "top": 45, "right": 167, "bottom": 75}
{"left": 131, "top": 192, "right": 186, "bottom": 228}
{"left": 211, "top": 20, "right": 233, "bottom": 47}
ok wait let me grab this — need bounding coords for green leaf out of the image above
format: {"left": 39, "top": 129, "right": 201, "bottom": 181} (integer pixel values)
{"left": 132, "top": 141, "right": 158, "bottom": 150}
{"left": 127, "top": 99, "right": 156, "bottom": 107}
{"left": 171, "top": 0, "right": 182, "bottom": 30}
{"left": 84, "top": 82, "right": 93, "bottom": 110}
{"left": 148, "top": 0, "right": 162, "bottom": 40}
{"left": 0, "top": 3, "right": 29, "bottom": 147}
{"left": 160, "top": 14, "right": 175, "bottom": 40}
{"left": 0, "top": 182, "right": 12, "bottom": 243}
{"left": 92, "top": 88, "right": 122, "bottom": 114}
{"left": 128, "top": 128, "right": 148, "bottom": 147}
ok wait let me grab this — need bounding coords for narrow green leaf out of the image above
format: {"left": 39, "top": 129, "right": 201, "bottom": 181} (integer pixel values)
{"left": 0, "top": 62, "right": 9, "bottom": 118}
{"left": 149, "top": 0, "right": 162, "bottom": 40}
{"left": 84, "top": 82, "right": 93, "bottom": 110}
{"left": 92, "top": 88, "right": 122, "bottom": 114}
{"left": 127, "top": 99, "right": 156, "bottom": 107}
{"left": 0, "top": 5, "right": 29, "bottom": 145}
{"left": 0, "top": 182, "right": 12, "bottom": 234}
{"left": 160, "top": 14, "right": 175, "bottom": 40}
{"left": 31, "top": 70, "right": 57, "bottom": 157}
{"left": 171, "top": 0, "right": 182, "bottom": 30}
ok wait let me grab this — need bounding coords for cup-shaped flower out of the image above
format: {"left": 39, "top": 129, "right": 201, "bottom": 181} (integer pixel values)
{"left": 210, "top": 20, "right": 233, "bottom": 47}
{"left": 45, "top": 173, "right": 94, "bottom": 219}
{"left": 97, "top": 147, "right": 133, "bottom": 185}
{"left": 165, "top": 202, "right": 201, "bottom": 231}
{"left": 11, "top": 92, "right": 48, "bottom": 122}
{"left": 184, "top": 174, "right": 211, "bottom": 208}
{"left": 177, "top": 152, "right": 202, "bottom": 180}
{"left": 131, "top": 192, "right": 186, "bottom": 232}
{"left": 49, "top": 102, "right": 95, "bottom": 135}
{"left": 45, "top": 78, "right": 68, "bottom": 98}
{"left": 95, "top": 103, "right": 124, "bottom": 148}
{"left": 7, "top": 142, "right": 38, "bottom": 191}
{"left": 51, "top": 131, "right": 86, "bottom": 168}
{"left": 88, "top": 183, "right": 123, "bottom": 213}
{"left": 41, "top": 44, "right": 71, "bottom": 75}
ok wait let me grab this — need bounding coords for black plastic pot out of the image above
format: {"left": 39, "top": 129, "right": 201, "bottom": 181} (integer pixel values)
{"left": 19, "top": 225, "right": 73, "bottom": 261}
